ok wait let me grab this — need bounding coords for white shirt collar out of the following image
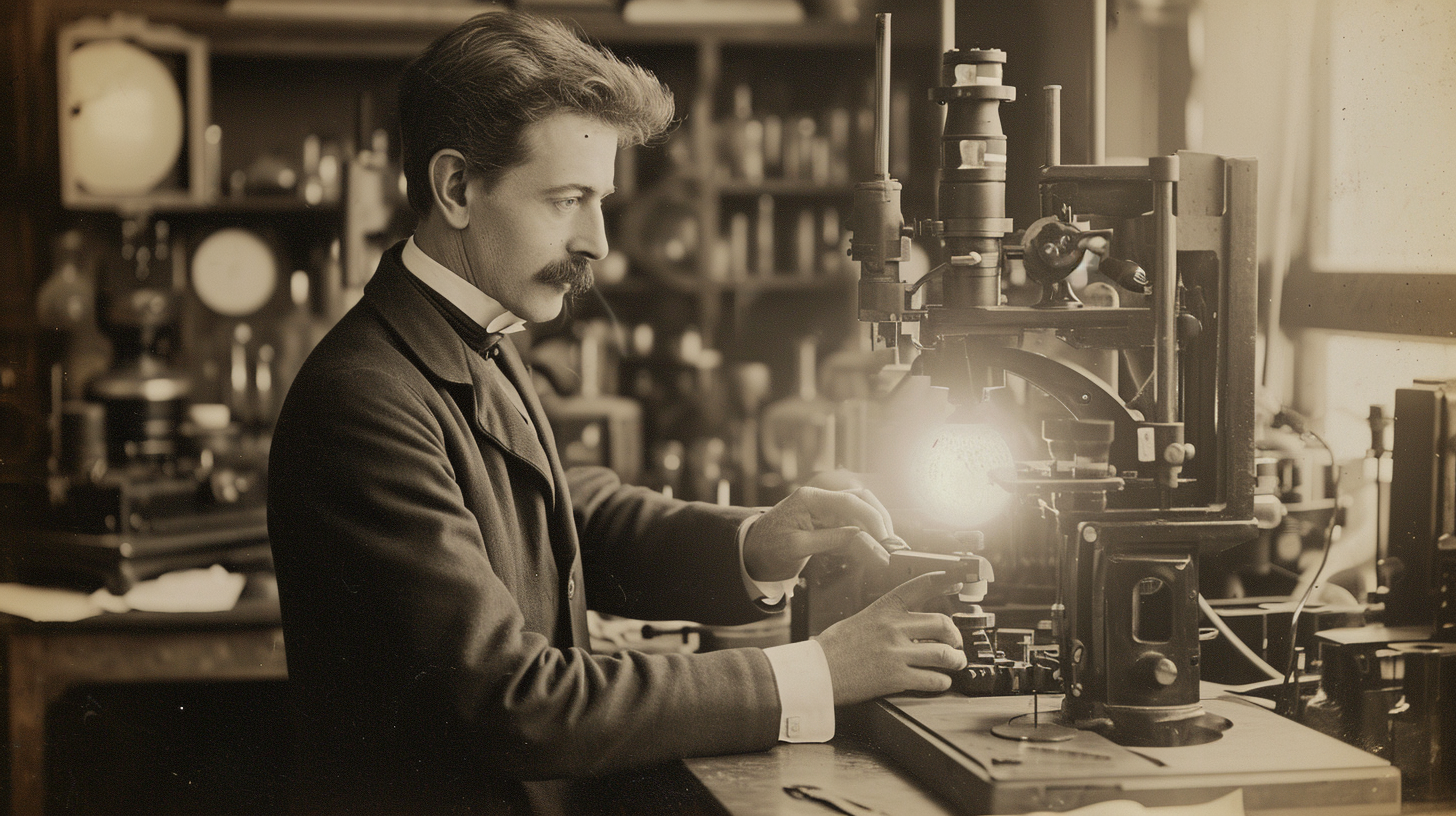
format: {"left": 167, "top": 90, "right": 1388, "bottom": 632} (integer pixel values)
{"left": 401, "top": 236, "right": 527, "bottom": 335}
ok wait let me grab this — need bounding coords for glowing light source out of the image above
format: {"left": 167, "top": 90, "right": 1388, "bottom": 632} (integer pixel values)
{"left": 913, "top": 421, "right": 1014, "bottom": 529}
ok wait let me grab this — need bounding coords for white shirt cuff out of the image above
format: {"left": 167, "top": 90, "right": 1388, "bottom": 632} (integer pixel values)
{"left": 736, "top": 513, "right": 798, "bottom": 605}
{"left": 764, "top": 639, "right": 835, "bottom": 742}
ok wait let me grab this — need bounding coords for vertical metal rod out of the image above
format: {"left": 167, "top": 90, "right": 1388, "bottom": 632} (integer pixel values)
{"left": 874, "top": 13, "right": 892, "bottom": 179}
{"left": 50, "top": 364, "right": 63, "bottom": 467}
{"left": 940, "top": 0, "right": 954, "bottom": 54}
{"left": 936, "top": 0, "right": 953, "bottom": 216}
{"left": 1090, "top": 0, "right": 1106, "bottom": 164}
{"left": 1044, "top": 85, "right": 1062, "bottom": 167}
{"left": 1151, "top": 155, "right": 1179, "bottom": 423}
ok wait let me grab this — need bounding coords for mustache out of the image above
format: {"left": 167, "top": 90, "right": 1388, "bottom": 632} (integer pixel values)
{"left": 534, "top": 254, "right": 595, "bottom": 296}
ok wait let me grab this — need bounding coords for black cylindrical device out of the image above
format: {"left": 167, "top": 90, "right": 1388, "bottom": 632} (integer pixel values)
{"left": 930, "top": 48, "right": 1015, "bottom": 310}
{"left": 850, "top": 13, "right": 911, "bottom": 340}
{"left": 1391, "top": 642, "right": 1456, "bottom": 801}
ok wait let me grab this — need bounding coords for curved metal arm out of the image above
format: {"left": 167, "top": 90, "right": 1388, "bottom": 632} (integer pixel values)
{"left": 974, "top": 345, "right": 1143, "bottom": 473}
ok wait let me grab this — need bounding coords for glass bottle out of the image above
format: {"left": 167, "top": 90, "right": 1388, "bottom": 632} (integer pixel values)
{"left": 761, "top": 337, "right": 836, "bottom": 501}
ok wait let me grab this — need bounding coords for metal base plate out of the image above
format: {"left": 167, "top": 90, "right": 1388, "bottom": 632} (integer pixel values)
{"left": 990, "top": 714, "right": 1077, "bottom": 742}
{"left": 845, "top": 690, "right": 1401, "bottom": 815}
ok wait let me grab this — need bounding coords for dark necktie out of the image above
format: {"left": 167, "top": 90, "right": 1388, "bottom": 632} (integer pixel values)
{"left": 469, "top": 331, "right": 505, "bottom": 360}
{"left": 402, "top": 269, "right": 506, "bottom": 361}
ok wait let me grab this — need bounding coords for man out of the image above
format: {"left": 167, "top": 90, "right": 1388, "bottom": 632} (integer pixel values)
{"left": 268, "top": 12, "right": 966, "bottom": 815}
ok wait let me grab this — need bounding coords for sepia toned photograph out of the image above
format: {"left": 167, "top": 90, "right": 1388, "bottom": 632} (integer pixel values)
{"left": 0, "top": 0, "right": 1452, "bottom": 813}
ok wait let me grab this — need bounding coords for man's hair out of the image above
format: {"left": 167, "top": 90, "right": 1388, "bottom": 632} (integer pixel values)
{"left": 397, "top": 11, "right": 675, "bottom": 215}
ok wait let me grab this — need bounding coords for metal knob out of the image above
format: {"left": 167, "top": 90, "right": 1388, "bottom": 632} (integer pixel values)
{"left": 1139, "top": 654, "right": 1179, "bottom": 687}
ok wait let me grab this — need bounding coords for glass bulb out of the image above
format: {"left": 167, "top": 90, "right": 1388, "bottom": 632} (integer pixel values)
{"left": 913, "top": 422, "right": 1014, "bottom": 529}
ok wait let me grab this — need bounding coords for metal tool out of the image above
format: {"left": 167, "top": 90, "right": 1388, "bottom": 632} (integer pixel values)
{"left": 783, "top": 784, "right": 890, "bottom": 816}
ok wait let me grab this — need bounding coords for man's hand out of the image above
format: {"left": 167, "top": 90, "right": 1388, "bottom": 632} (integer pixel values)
{"left": 742, "top": 472, "right": 905, "bottom": 583}
{"left": 813, "top": 572, "right": 969, "bottom": 705}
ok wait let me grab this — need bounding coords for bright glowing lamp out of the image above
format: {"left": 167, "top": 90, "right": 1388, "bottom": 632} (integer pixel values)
{"left": 912, "top": 418, "right": 1015, "bottom": 529}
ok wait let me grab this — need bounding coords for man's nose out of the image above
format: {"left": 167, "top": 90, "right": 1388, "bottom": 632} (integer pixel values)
{"left": 568, "top": 203, "right": 609, "bottom": 262}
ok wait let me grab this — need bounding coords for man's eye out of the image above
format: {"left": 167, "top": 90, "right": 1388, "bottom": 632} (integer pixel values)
{"left": 554, "top": 197, "right": 581, "bottom": 212}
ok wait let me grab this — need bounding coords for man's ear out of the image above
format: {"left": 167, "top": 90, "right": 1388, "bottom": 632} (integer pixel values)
{"left": 428, "top": 149, "right": 471, "bottom": 230}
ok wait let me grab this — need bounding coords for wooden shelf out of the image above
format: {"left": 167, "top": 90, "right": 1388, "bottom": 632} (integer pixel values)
{"left": 717, "top": 179, "right": 853, "bottom": 197}
{"left": 52, "top": 0, "right": 931, "bottom": 59}
{"left": 604, "top": 273, "right": 850, "bottom": 294}
{"left": 65, "top": 195, "right": 344, "bottom": 219}
{"left": 723, "top": 274, "right": 853, "bottom": 293}
{"left": 154, "top": 195, "right": 343, "bottom": 215}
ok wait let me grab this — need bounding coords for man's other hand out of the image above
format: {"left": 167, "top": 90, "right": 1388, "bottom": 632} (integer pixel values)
{"left": 742, "top": 472, "right": 904, "bottom": 583}
{"left": 813, "top": 572, "right": 969, "bottom": 705}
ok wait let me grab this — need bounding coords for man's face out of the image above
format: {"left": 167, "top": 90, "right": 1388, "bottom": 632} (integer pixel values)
{"left": 460, "top": 112, "right": 618, "bottom": 323}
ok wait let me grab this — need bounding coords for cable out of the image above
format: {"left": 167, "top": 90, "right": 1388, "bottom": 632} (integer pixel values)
{"left": 908, "top": 262, "right": 947, "bottom": 296}
{"left": 1120, "top": 349, "right": 1155, "bottom": 408}
{"left": 1197, "top": 594, "right": 1283, "bottom": 681}
{"left": 589, "top": 285, "right": 627, "bottom": 357}
{"left": 1270, "top": 408, "right": 1341, "bottom": 717}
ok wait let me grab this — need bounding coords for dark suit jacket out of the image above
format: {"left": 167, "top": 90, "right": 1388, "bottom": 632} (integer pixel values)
{"left": 268, "top": 245, "right": 781, "bottom": 814}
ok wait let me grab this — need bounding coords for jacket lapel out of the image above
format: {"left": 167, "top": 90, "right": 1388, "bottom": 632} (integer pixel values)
{"left": 365, "top": 244, "right": 583, "bottom": 646}
{"left": 363, "top": 245, "right": 554, "bottom": 499}
{"left": 464, "top": 348, "right": 555, "bottom": 505}
{"left": 496, "top": 340, "right": 579, "bottom": 566}
{"left": 493, "top": 318, "right": 587, "bottom": 649}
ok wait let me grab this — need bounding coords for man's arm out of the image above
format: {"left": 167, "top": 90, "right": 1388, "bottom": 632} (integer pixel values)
{"left": 566, "top": 474, "right": 842, "bottom": 743}
{"left": 566, "top": 466, "right": 968, "bottom": 736}
{"left": 566, "top": 466, "right": 771, "bottom": 625}
{"left": 269, "top": 363, "right": 781, "bottom": 779}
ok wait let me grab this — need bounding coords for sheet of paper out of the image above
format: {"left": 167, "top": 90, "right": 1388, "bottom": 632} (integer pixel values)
{"left": 98, "top": 565, "right": 248, "bottom": 613}
{"left": 0, "top": 565, "right": 248, "bottom": 622}
{"left": 0, "top": 583, "right": 102, "bottom": 622}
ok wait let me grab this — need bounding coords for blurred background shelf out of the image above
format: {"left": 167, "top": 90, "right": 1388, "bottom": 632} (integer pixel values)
{"left": 48, "top": 0, "right": 935, "bottom": 57}
{"left": 4, "top": 0, "right": 946, "bottom": 535}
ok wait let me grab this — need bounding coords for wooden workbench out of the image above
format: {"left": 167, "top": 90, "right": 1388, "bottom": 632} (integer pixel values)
{"left": 0, "top": 585, "right": 286, "bottom": 815}
{"left": 2, "top": 595, "right": 1453, "bottom": 816}
{"left": 684, "top": 696, "right": 1456, "bottom": 816}
{"left": 686, "top": 733, "right": 958, "bottom": 816}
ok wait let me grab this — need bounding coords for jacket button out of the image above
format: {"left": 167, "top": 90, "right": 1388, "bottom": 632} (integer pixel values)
{"left": 567, "top": 576, "right": 576, "bottom": 599}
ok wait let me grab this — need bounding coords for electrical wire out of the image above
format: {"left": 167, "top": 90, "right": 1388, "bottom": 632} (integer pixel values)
{"left": 1120, "top": 349, "right": 1155, "bottom": 409}
{"left": 589, "top": 285, "right": 627, "bottom": 357}
{"left": 1197, "top": 594, "right": 1283, "bottom": 681}
{"left": 1272, "top": 409, "right": 1341, "bottom": 717}
{"left": 908, "top": 262, "right": 947, "bottom": 296}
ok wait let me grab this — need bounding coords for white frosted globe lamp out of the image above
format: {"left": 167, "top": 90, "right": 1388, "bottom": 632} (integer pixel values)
{"left": 912, "top": 419, "right": 1015, "bottom": 530}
